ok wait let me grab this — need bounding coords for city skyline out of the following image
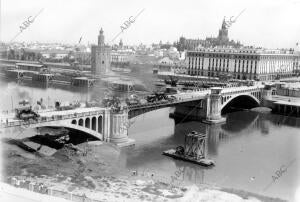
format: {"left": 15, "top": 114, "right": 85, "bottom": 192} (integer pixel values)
{"left": 1, "top": 0, "right": 300, "bottom": 48}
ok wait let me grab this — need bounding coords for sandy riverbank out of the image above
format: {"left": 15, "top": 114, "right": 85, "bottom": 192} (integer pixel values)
{"left": 1, "top": 140, "right": 287, "bottom": 202}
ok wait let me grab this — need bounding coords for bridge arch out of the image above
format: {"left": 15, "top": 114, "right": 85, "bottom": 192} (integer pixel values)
{"left": 221, "top": 94, "right": 260, "bottom": 114}
{"left": 71, "top": 120, "right": 77, "bottom": 125}
{"left": 85, "top": 118, "right": 90, "bottom": 128}
{"left": 27, "top": 122, "right": 103, "bottom": 141}
{"left": 92, "top": 117, "right": 97, "bottom": 131}
{"left": 78, "top": 118, "right": 83, "bottom": 126}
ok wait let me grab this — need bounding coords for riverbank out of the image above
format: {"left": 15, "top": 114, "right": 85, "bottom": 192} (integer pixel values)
{"left": 2, "top": 175, "right": 285, "bottom": 202}
{"left": 1, "top": 140, "right": 288, "bottom": 202}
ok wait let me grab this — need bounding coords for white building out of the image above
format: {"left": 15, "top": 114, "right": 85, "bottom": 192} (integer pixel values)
{"left": 186, "top": 47, "right": 300, "bottom": 81}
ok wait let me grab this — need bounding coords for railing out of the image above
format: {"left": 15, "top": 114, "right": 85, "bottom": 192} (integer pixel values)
{"left": 221, "top": 86, "right": 263, "bottom": 96}
{"left": 0, "top": 109, "right": 105, "bottom": 128}
{"left": 127, "top": 95, "right": 207, "bottom": 110}
{"left": 127, "top": 85, "right": 264, "bottom": 111}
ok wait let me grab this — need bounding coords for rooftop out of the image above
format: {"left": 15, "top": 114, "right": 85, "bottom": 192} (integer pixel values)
{"left": 190, "top": 47, "right": 297, "bottom": 55}
{"left": 16, "top": 63, "right": 44, "bottom": 67}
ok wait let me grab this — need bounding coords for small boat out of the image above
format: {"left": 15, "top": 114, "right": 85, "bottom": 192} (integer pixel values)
{"left": 163, "top": 149, "right": 215, "bottom": 167}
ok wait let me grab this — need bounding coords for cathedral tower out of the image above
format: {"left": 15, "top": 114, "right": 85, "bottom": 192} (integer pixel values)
{"left": 218, "top": 17, "right": 229, "bottom": 44}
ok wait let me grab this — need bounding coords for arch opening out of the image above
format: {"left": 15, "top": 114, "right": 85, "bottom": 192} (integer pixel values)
{"left": 221, "top": 95, "right": 259, "bottom": 114}
{"left": 78, "top": 119, "right": 83, "bottom": 126}
{"left": 92, "top": 117, "right": 96, "bottom": 131}
{"left": 71, "top": 120, "right": 77, "bottom": 125}
{"left": 85, "top": 118, "right": 90, "bottom": 128}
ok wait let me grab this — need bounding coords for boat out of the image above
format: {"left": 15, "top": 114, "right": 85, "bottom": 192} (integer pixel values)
{"left": 163, "top": 149, "right": 215, "bottom": 167}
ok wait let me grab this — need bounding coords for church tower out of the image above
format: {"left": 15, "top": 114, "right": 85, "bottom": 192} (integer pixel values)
{"left": 119, "top": 39, "right": 123, "bottom": 49}
{"left": 91, "top": 28, "right": 111, "bottom": 76}
{"left": 218, "top": 17, "right": 229, "bottom": 44}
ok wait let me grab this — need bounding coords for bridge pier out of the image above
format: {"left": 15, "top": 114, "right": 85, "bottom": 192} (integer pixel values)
{"left": 104, "top": 110, "right": 135, "bottom": 147}
{"left": 203, "top": 87, "right": 226, "bottom": 124}
{"left": 262, "top": 85, "right": 273, "bottom": 107}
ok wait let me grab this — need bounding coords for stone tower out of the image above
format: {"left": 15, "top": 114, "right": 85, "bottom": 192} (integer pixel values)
{"left": 91, "top": 28, "right": 111, "bottom": 76}
{"left": 218, "top": 17, "right": 229, "bottom": 44}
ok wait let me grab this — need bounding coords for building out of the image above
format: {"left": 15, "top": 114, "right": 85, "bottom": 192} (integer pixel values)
{"left": 175, "top": 18, "right": 242, "bottom": 51}
{"left": 111, "top": 51, "right": 130, "bottom": 64}
{"left": 91, "top": 28, "right": 111, "bottom": 76}
{"left": 154, "top": 57, "right": 186, "bottom": 74}
{"left": 186, "top": 47, "right": 300, "bottom": 81}
{"left": 111, "top": 40, "right": 134, "bottom": 65}
{"left": 217, "top": 18, "right": 229, "bottom": 45}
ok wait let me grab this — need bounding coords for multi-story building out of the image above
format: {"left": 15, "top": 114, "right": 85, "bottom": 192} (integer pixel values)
{"left": 111, "top": 51, "right": 131, "bottom": 64}
{"left": 91, "top": 28, "right": 111, "bottom": 76}
{"left": 186, "top": 47, "right": 300, "bottom": 81}
{"left": 153, "top": 57, "right": 186, "bottom": 74}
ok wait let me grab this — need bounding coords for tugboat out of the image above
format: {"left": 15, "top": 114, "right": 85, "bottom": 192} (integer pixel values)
{"left": 163, "top": 131, "right": 215, "bottom": 167}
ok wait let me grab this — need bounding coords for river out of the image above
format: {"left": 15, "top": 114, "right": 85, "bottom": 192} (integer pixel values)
{"left": 0, "top": 79, "right": 299, "bottom": 201}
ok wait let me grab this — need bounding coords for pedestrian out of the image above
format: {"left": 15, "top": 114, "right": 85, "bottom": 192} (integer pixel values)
{"left": 15, "top": 179, "right": 20, "bottom": 187}
{"left": 11, "top": 177, "right": 17, "bottom": 186}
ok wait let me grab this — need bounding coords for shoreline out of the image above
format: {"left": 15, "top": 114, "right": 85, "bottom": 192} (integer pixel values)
{"left": 2, "top": 172, "right": 287, "bottom": 202}
{"left": 1, "top": 138, "right": 290, "bottom": 202}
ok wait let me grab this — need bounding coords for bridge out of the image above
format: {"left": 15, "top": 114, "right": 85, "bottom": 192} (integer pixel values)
{"left": 128, "top": 85, "right": 268, "bottom": 124}
{"left": 0, "top": 84, "right": 272, "bottom": 147}
{"left": 0, "top": 106, "right": 134, "bottom": 147}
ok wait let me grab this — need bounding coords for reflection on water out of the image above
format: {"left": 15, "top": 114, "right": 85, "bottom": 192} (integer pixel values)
{"left": 1, "top": 79, "right": 300, "bottom": 201}
{"left": 127, "top": 109, "right": 300, "bottom": 201}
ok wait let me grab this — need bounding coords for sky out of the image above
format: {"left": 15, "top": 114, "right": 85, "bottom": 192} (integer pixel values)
{"left": 1, "top": 0, "right": 300, "bottom": 48}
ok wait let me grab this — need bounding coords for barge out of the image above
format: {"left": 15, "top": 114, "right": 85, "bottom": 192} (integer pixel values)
{"left": 163, "top": 131, "right": 215, "bottom": 167}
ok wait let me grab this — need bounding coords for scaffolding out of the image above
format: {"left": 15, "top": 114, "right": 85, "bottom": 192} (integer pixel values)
{"left": 184, "top": 131, "right": 207, "bottom": 160}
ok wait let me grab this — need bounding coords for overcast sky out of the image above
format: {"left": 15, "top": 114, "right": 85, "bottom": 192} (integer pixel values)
{"left": 1, "top": 0, "right": 300, "bottom": 48}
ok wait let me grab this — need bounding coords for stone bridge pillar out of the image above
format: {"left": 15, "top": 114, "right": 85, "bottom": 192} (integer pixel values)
{"left": 203, "top": 87, "right": 226, "bottom": 124}
{"left": 262, "top": 85, "right": 273, "bottom": 107}
{"left": 104, "top": 109, "right": 135, "bottom": 147}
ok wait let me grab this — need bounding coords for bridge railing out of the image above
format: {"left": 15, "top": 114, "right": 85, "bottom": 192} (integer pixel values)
{"left": 127, "top": 94, "right": 208, "bottom": 110}
{"left": 220, "top": 85, "right": 263, "bottom": 93}
{"left": 127, "top": 85, "right": 264, "bottom": 111}
{"left": 0, "top": 109, "right": 105, "bottom": 128}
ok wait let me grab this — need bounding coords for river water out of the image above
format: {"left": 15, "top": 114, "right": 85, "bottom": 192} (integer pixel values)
{"left": 0, "top": 79, "right": 299, "bottom": 201}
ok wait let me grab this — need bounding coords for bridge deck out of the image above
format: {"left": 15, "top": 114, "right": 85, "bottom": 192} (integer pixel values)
{"left": 128, "top": 86, "right": 263, "bottom": 111}
{"left": 0, "top": 107, "right": 107, "bottom": 128}
{"left": 127, "top": 92, "right": 209, "bottom": 110}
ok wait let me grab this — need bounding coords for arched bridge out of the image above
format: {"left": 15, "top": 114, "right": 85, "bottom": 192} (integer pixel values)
{"left": 127, "top": 85, "right": 266, "bottom": 123}
{"left": 219, "top": 87, "right": 263, "bottom": 114}
{"left": 0, "top": 84, "right": 271, "bottom": 148}
{"left": 0, "top": 107, "right": 134, "bottom": 147}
